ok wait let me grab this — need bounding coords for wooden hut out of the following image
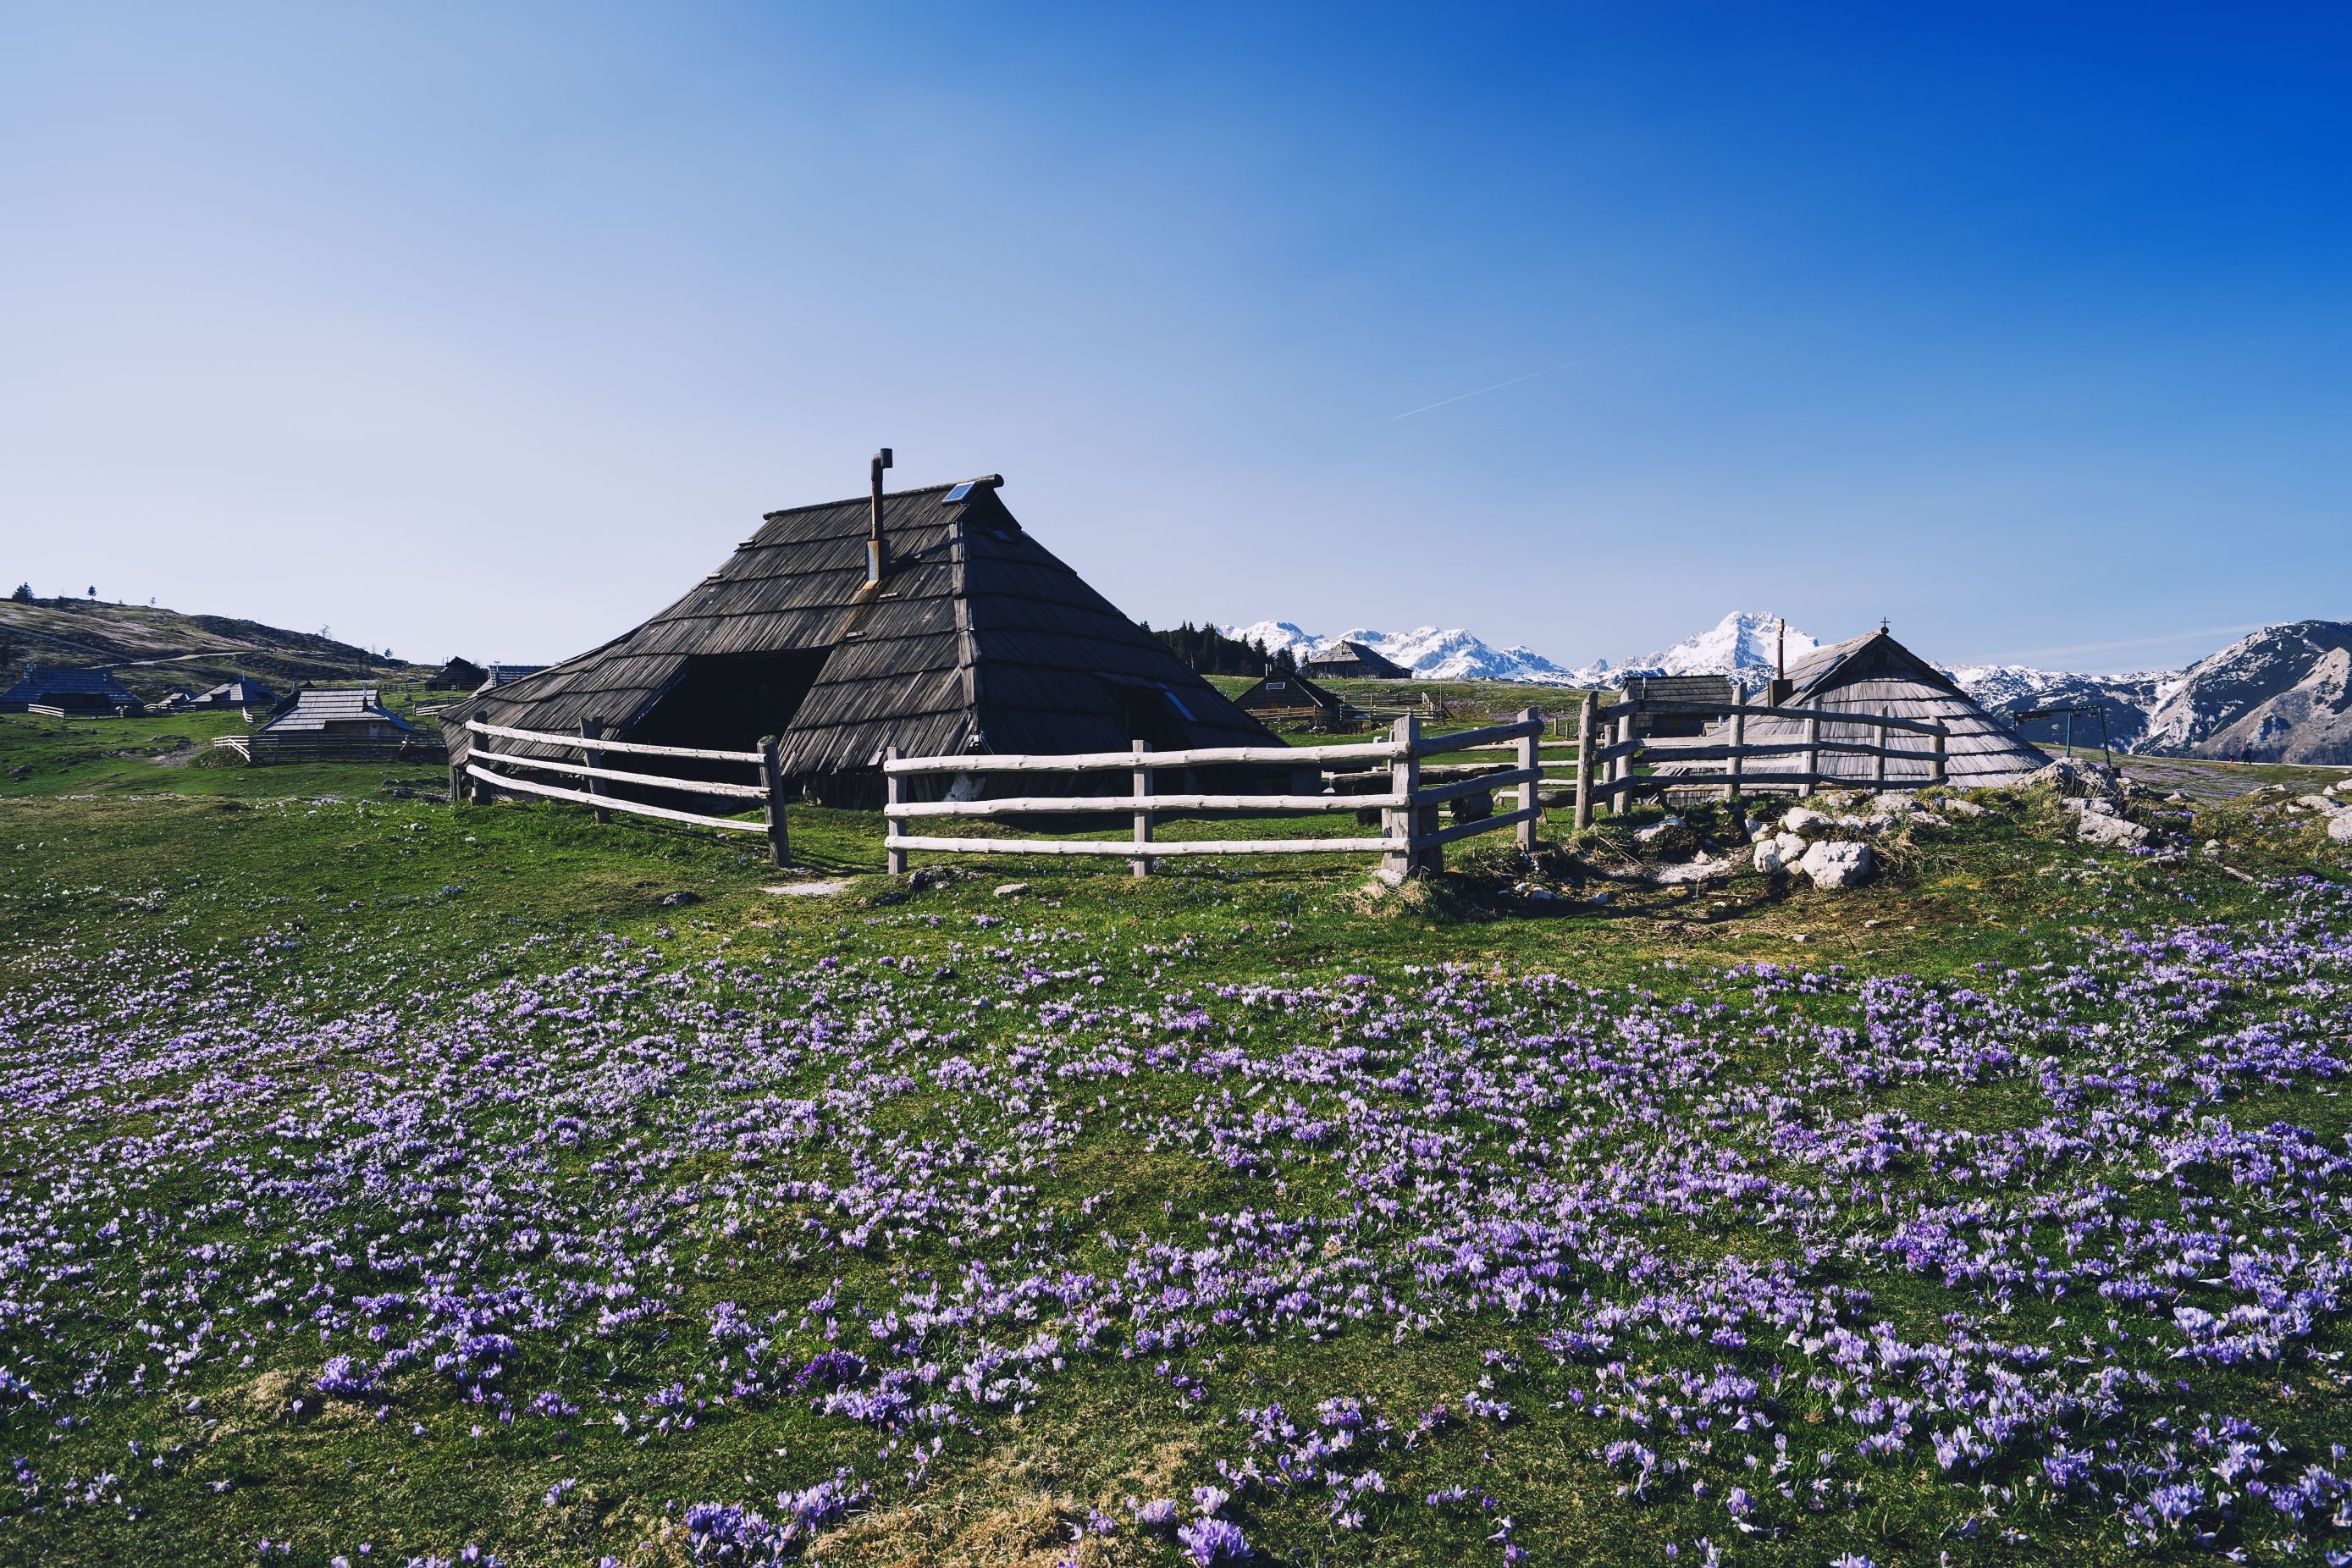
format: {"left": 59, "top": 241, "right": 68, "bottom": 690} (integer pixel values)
{"left": 1625, "top": 675, "right": 1736, "bottom": 738}
{"left": 1233, "top": 671, "right": 1352, "bottom": 727}
{"left": 429, "top": 657, "right": 489, "bottom": 692}
{"left": 440, "top": 472, "right": 1279, "bottom": 805}
{"left": 0, "top": 665, "right": 143, "bottom": 715}
{"left": 1303, "top": 640, "right": 1411, "bottom": 680}
{"left": 1739, "top": 629, "right": 2047, "bottom": 787}
{"left": 191, "top": 677, "right": 279, "bottom": 712}
{"left": 242, "top": 687, "right": 432, "bottom": 764}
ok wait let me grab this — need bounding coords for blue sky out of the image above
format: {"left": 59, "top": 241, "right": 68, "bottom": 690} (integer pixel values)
{"left": 3, "top": 3, "right": 2346, "bottom": 672}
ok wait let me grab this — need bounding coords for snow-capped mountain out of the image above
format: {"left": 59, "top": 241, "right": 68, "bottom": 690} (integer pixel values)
{"left": 1942, "top": 665, "right": 2167, "bottom": 752}
{"left": 1222, "top": 610, "right": 2352, "bottom": 764}
{"left": 1626, "top": 611, "right": 1819, "bottom": 683}
{"left": 2137, "top": 621, "right": 2352, "bottom": 763}
{"left": 1220, "top": 621, "right": 1582, "bottom": 685}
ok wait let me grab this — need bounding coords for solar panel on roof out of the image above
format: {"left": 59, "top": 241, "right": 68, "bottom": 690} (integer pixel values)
{"left": 944, "top": 481, "right": 976, "bottom": 503}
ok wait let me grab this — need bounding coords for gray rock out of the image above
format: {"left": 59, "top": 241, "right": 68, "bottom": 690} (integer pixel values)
{"left": 2074, "top": 811, "right": 2151, "bottom": 847}
{"left": 1781, "top": 806, "right": 1834, "bottom": 838}
{"left": 1798, "top": 839, "right": 1874, "bottom": 889}
{"left": 1647, "top": 856, "right": 1733, "bottom": 886}
{"left": 2294, "top": 794, "right": 2346, "bottom": 815}
{"left": 2331, "top": 814, "right": 2352, "bottom": 845}
{"left": 1753, "top": 833, "right": 1807, "bottom": 874}
{"left": 1871, "top": 792, "right": 1919, "bottom": 814}
{"left": 993, "top": 881, "right": 1030, "bottom": 897}
{"left": 1939, "top": 797, "right": 1988, "bottom": 818}
{"left": 2028, "top": 757, "right": 2123, "bottom": 799}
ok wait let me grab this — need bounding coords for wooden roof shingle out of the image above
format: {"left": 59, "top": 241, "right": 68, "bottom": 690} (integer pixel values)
{"left": 442, "top": 478, "right": 1278, "bottom": 779}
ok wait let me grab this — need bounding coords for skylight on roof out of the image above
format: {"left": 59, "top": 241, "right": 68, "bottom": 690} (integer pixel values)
{"left": 944, "top": 481, "right": 976, "bottom": 503}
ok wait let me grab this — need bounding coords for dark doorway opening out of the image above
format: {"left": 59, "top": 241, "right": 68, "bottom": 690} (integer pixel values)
{"left": 633, "top": 649, "right": 832, "bottom": 753}
{"left": 616, "top": 649, "right": 833, "bottom": 806}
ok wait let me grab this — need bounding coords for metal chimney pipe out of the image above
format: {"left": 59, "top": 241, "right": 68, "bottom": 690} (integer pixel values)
{"left": 866, "top": 447, "right": 893, "bottom": 586}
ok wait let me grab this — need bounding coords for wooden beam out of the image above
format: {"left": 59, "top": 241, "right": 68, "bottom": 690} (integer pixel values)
{"left": 885, "top": 740, "right": 1403, "bottom": 775}
{"left": 762, "top": 734, "right": 791, "bottom": 869}
{"left": 884, "top": 834, "right": 1403, "bottom": 857}
{"left": 464, "top": 763, "right": 768, "bottom": 831}
{"left": 1516, "top": 707, "right": 1540, "bottom": 851}
{"left": 467, "top": 719, "right": 762, "bottom": 764}
{"left": 472, "top": 749, "right": 768, "bottom": 798}
{"left": 1574, "top": 694, "right": 1596, "bottom": 829}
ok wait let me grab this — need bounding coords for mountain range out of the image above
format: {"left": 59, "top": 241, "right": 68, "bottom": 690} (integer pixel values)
{"left": 1223, "top": 612, "right": 2352, "bottom": 765}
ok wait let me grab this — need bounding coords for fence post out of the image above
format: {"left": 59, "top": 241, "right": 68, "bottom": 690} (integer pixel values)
{"left": 1872, "top": 716, "right": 1888, "bottom": 790}
{"left": 582, "top": 717, "right": 610, "bottom": 825}
{"left": 884, "top": 745, "right": 906, "bottom": 875}
{"left": 760, "top": 735, "right": 791, "bottom": 869}
{"left": 1130, "top": 739, "right": 1153, "bottom": 878}
{"left": 1931, "top": 726, "right": 1947, "bottom": 787}
{"left": 1803, "top": 711, "right": 1821, "bottom": 796}
{"left": 1725, "top": 686, "right": 1745, "bottom": 807}
{"left": 1612, "top": 707, "right": 1635, "bottom": 815}
{"left": 1383, "top": 715, "right": 1421, "bottom": 881}
{"left": 1516, "top": 707, "right": 1539, "bottom": 852}
{"left": 448, "top": 759, "right": 465, "bottom": 805}
{"left": 1573, "top": 696, "right": 1596, "bottom": 829}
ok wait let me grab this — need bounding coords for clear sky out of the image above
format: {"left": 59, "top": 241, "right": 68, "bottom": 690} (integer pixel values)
{"left": 3, "top": 3, "right": 2347, "bottom": 673}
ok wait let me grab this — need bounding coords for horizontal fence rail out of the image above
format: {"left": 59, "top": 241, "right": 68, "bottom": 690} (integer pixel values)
{"left": 458, "top": 719, "right": 792, "bottom": 865}
{"left": 1569, "top": 695, "right": 1948, "bottom": 828}
{"left": 883, "top": 711, "right": 1549, "bottom": 879}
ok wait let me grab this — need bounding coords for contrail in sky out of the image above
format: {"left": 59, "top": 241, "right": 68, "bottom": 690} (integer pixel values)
{"left": 1391, "top": 324, "right": 1699, "bottom": 420}
{"left": 1974, "top": 623, "right": 2267, "bottom": 665}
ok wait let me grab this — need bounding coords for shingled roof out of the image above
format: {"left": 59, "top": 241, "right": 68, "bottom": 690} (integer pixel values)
{"left": 258, "top": 687, "right": 416, "bottom": 734}
{"left": 1746, "top": 628, "right": 2048, "bottom": 786}
{"left": 0, "top": 665, "right": 141, "bottom": 711}
{"left": 442, "top": 478, "right": 1277, "bottom": 785}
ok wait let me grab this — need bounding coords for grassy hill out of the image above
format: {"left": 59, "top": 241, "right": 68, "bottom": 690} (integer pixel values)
{"left": 0, "top": 594, "right": 423, "bottom": 700}
{"left": 3, "top": 718, "right": 2349, "bottom": 1565}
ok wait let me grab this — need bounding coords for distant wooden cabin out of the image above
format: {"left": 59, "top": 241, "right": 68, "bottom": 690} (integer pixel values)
{"left": 191, "top": 678, "right": 279, "bottom": 713}
{"left": 0, "top": 665, "right": 143, "bottom": 715}
{"left": 240, "top": 687, "right": 433, "bottom": 765}
{"left": 1741, "top": 629, "right": 2047, "bottom": 787}
{"left": 430, "top": 657, "right": 489, "bottom": 692}
{"left": 442, "top": 472, "right": 1281, "bottom": 807}
{"left": 1233, "top": 672, "right": 1351, "bottom": 727}
{"left": 1625, "top": 675, "right": 1736, "bottom": 738}
{"left": 1303, "top": 640, "right": 1411, "bottom": 680}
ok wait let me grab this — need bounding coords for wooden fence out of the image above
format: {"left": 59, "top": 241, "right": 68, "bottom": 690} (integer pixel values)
{"left": 440, "top": 696, "right": 1946, "bottom": 875}
{"left": 883, "top": 711, "right": 1547, "bottom": 878}
{"left": 1565, "top": 696, "right": 1947, "bottom": 828}
{"left": 213, "top": 732, "right": 449, "bottom": 765}
{"left": 456, "top": 719, "right": 793, "bottom": 866}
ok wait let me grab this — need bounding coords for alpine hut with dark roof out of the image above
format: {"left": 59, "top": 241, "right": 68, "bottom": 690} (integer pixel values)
{"left": 440, "top": 470, "right": 1282, "bottom": 807}
{"left": 1302, "top": 640, "right": 1411, "bottom": 681}
{"left": 1232, "top": 671, "right": 1353, "bottom": 729}
{"left": 243, "top": 687, "right": 430, "bottom": 764}
{"left": 0, "top": 665, "right": 144, "bottom": 715}
{"left": 1740, "top": 628, "right": 2048, "bottom": 787}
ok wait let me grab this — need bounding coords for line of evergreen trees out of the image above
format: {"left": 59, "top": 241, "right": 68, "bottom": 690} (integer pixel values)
{"left": 1139, "top": 620, "right": 1299, "bottom": 678}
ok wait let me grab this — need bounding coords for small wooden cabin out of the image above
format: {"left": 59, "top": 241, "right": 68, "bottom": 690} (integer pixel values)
{"left": 1625, "top": 675, "right": 1736, "bottom": 738}
{"left": 441, "top": 471, "right": 1281, "bottom": 806}
{"left": 191, "top": 678, "right": 279, "bottom": 712}
{"left": 1741, "top": 629, "right": 2047, "bottom": 787}
{"left": 429, "top": 657, "right": 489, "bottom": 692}
{"left": 0, "top": 665, "right": 143, "bottom": 715}
{"left": 1303, "top": 640, "right": 1411, "bottom": 680}
{"left": 1233, "top": 672, "right": 1351, "bottom": 727}
{"left": 245, "top": 687, "right": 432, "bottom": 764}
